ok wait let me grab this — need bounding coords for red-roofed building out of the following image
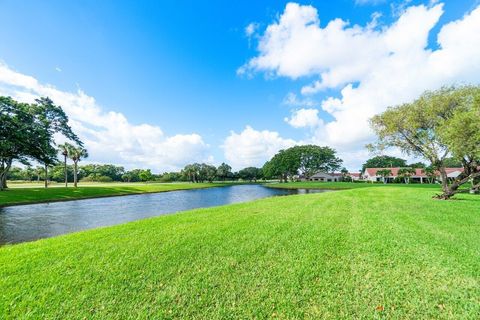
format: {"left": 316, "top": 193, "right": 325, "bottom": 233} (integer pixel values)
{"left": 363, "top": 167, "right": 464, "bottom": 183}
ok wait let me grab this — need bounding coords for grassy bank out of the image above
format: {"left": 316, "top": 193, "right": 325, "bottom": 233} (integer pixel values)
{"left": 0, "top": 182, "right": 228, "bottom": 207}
{"left": 1, "top": 186, "right": 479, "bottom": 318}
{"left": 265, "top": 181, "right": 442, "bottom": 190}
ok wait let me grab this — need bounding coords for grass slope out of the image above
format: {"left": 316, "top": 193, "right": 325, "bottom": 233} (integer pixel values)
{"left": 0, "top": 182, "right": 227, "bottom": 207}
{"left": 1, "top": 187, "right": 479, "bottom": 319}
{"left": 265, "top": 181, "right": 442, "bottom": 190}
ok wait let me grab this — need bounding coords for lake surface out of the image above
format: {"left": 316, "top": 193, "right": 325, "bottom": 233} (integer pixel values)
{"left": 0, "top": 185, "right": 327, "bottom": 245}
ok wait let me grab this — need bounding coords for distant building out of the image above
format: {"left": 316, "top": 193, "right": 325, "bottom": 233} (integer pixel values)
{"left": 307, "top": 172, "right": 343, "bottom": 182}
{"left": 347, "top": 173, "right": 361, "bottom": 181}
{"left": 362, "top": 167, "right": 464, "bottom": 183}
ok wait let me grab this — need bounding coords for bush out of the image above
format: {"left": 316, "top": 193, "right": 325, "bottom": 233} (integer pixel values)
{"left": 97, "top": 176, "right": 113, "bottom": 183}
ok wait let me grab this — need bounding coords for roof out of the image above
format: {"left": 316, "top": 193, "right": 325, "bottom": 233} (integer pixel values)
{"left": 310, "top": 172, "right": 343, "bottom": 178}
{"left": 348, "top": 173, "right": 361, "bottom": 177}
{"left": 364, "top": 167, "right": 428, "bottom": 177}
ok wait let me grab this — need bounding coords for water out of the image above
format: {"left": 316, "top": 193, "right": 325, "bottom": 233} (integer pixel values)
{"left": 0, "top": 185, "right": 327, "bottom": 245}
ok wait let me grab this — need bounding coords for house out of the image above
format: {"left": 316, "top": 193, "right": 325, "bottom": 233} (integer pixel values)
{"left": 307, "top": 172, "right": 343, "bottom": 182}
{"left": 347, "top": 172, "right": 361, "bottom": 181}
{"left": 363, "top": 167, "right": 428, "bottom": 183}
{"left": 363, "top": 167, "right": 466, "bottom": 183}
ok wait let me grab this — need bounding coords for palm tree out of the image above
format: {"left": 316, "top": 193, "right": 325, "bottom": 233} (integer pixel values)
{"left": 67, "top": 145, "right": 88, "bottom": 187}
{"left": 398, "top": 167, "right": 415, "bottom": 184}
{"left": 377, "top": 169, "right": 392, "bottom": 184}
{"left": 58, "top": 143, "right": 73, "bottom": 187}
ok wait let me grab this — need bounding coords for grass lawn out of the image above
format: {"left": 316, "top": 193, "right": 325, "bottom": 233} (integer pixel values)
{"left": 0, "top": 182, "right": 228, "bottom": 207}
{"left": 1, "top": 186, "right": 479, "bottom": 318}
{"left": 265, "top": 181, "right": 443, "bottom": 190}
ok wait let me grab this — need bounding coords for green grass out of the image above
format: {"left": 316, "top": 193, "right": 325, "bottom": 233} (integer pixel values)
{"left": 265, "top": 181, "right": 442, "bottom": 190}
{"left": 1, "top": 186, "right": 479, "bottom": 318}
{"left": 0, "top": 182, "right": 229, "bottom": 207}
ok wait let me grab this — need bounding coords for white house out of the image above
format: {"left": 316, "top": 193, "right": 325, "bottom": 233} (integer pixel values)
{"left": 307, "top": 172, "right": 343, "bottom": 182}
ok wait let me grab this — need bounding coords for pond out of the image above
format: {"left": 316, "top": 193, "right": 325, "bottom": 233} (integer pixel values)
{"left": 0, "top": 184, "right": 327, "bottom": 245}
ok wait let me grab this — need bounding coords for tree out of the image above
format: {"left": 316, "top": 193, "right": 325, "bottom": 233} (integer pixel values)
{"left": 139, "top": 169, "right": 153, "bottom": 182}
{"left": 58, "top": 142, "right": 73, "bottom": 187}
{"left": 0, "top": 97, "right": 35, "bottom": 189}
{"left": 238, "top": 167, "right": 263, "bottom": 182}
{"left": 293, "top": 145, "right": 343, "bottom": 180}
{"left": 377, "top": 169, "right": 392, "bottom": 184}
{"left": 424, "top": 167, "right": 436, "bottom": 184}
{"left": 369, "top": 86, "right": 480, "bottom": 199}
{"left": 361, "top": 156, "right": 407, "bottom": 172}
{"left": 408, "top": 162, "right": 426, "bottom": 169}
{"left": 262, "top": 145, "right": 342, "bottom": 182}
{"left": 262, "top": 149, "right": 298, "bottom": 182}
{"left": 67, "top": 145, "right": 88, "bottom": 187}
{"left": 216, "top": 163, "right": 232, "bottom": 181}
{"left": 340, "top": 167, "right": 352, "bottom": 182}
{"left": 442, "top": 157, "right": 463, "bottom": 168}
{"left": 398, "top": 167, "right": 415, "bottom": 184}
{"left": 200, "top": 164, "right": 217, "bottom": 182}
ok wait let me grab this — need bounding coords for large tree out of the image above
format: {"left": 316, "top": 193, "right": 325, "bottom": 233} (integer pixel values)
{"left": 263, "top": 145, "right": 342, "bottom": 181}
{"left": 370, "top": 86, "right": 480, "bottom": 199}
{"left": 361, "top": 155, "right": 407, "bottom": 172}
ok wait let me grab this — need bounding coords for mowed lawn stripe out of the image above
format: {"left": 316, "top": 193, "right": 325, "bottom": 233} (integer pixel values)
{"left": 1, "top": 187, "right": 479, "bottom": 319}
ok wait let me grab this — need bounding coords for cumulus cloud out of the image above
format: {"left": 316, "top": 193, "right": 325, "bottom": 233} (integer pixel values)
{"left": 223, "top": 126, "right": 296, "bottom": 169}
{"left": 284, "top": 108, "right": 322, "bottom": 128}
{"left": 0, "top": 62, "right": 211, "bottom": 172}
{"left": 241, "top": 1, "right": 480, "bottom": 153}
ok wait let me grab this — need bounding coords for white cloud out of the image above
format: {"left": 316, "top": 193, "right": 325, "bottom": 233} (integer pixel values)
{"left": 0, "top": 62, "right": 211, "bottom": 172}
{"left": 55, "top": 66, "right": 62, "bottom": 72}
{"left": 284, "top": 108, "right": 322, "bottom": 128}
{"left": 241, "top": 1, "right": 480, "bottom": 155}
{"left": 355, "top": 0, "right": 385, "bottom": 5}
{"left": 282, "top": 92, "right": 318, "bottom": 107}
{"left": 245, "top": 22, "right": 259, "bottom": 37}
{"left": 223, "top": 126, "right": 296, "bottom": 169}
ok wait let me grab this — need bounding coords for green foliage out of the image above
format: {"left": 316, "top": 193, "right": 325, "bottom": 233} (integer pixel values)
{"left": 0, "top": 96, "right": 82, "bottom": 190}
{"left": 238, "top": 167, "right": 263, "bottom": 181}
{"left": 361, "top": 155, "right": 407, "bottom": 172}
{"left": 138, "top": 169, "right": 153, "bottom": 182}
{"left": 263, "top": 145, "right": 342, "bottom": 181}
{"left": 1, "top": 187, "right": 478, "bottom": 318}
{"left": 370, "top": 85, "right": 480, "bottom": 198}
{"left": 216, "top": 163, "right": 232, "bottom": 181}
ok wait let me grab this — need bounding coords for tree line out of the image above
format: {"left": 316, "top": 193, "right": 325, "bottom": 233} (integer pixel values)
{"left": 369, "top": 85, "right": 480, "bottom": 199}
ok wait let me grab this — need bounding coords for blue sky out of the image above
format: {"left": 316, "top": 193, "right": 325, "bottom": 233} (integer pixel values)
{"left": 0, "top": 0, "right": 479, "bottom": 171}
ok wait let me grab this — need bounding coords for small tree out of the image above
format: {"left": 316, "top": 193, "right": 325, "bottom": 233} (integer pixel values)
{"left": 58, "top": 143, "right": 73, "bottom": 187}
{"left": 398, "top": 167, "right": 415, "bottom": 184}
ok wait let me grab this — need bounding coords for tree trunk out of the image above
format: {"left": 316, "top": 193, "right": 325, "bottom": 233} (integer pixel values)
{"left": 74, "top": 161, "right": 78, "bottom": 187}
{"left": 44, "top": 164, "right": 48, "bottom": 188}
{"left": 64, "top": 154, "right": 68, "bottom": 187}
{"left": 0, "top": 160, "right": 12, "bottom": 190}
